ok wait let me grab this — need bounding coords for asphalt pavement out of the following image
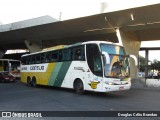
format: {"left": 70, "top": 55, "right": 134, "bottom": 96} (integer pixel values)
{"left": 0, "top": 79, "right": 160, "bottom": 120}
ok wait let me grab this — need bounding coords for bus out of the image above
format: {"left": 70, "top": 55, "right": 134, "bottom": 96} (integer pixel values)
{"left": 0, "top": 59, "right": 20, "bottom": 78}
{"left": 20, "top": 41, "right": 132, "bottom": 94}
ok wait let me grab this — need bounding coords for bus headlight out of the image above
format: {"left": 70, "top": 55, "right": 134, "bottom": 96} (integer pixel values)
{"left": 127, "top": 81, "right": 131, "bottom": 84}
{"left": 105, "top": 81, "right": 114, "bottom": 85}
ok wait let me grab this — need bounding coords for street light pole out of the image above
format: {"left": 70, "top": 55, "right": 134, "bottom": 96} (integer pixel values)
{"left": 59, "top": 12, "right": 62, "bottom": 21}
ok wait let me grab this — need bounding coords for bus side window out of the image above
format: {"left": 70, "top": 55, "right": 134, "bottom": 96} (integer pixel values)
{"left": 51, "top": 51, "right": 59, "bottom": 62}
{"left": 86, "top": 44, "right": 102, "bottom": 77}
{"left": 28, "top": 56, "right": 32, "bottom": 64}
{"left": 62, "top": 49, "right": 71, "bottom": 61}
{"left": 35, "top": 54, "right": 41, "bottom": 64}
{"left": 72, "top": 46, "right": 85, "bottom": 61}
{"left": 45, "top": 52, "right": 50, "bottom": 63}
{"left": 59, "top": 51, "right": 62, "bottom": 62}
{"left": 21, "top": 57, "right": 25, "bottom": 65}
{"left": 21, "top": 57, "right": 27, "bottom": 65}
{"left": 4, "top": 61, "right": 9, "bottom": 71}
{"left": 41, "top": 54, "right": 45, "bottom": 63}
{"left": 26, "top": 57, "right": 29, "bottom": 65}
{"left": 94, "top": 55, "right": 102, "bottom": 72}
{"left": 31, "top": 56, "right": 35, "bottom": 64}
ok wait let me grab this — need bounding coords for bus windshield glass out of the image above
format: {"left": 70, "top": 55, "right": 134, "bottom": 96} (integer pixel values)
{"left": 100, "top": 44, "right": 130, "bottom": 78}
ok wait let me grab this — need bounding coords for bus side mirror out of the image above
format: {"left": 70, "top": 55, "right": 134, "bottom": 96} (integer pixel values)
{"left": 129, "top": 55, "right": 138, "bottom": 66}
{"left": 102, "top": 51, "right": 110, "bottom": 65}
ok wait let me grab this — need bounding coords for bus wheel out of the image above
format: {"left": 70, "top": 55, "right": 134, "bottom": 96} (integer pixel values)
{"left": 74, "top": 80, "right": 84, "bottom": 94}
{"left": 31, "top": 77, "right": 37, "bottom": 87}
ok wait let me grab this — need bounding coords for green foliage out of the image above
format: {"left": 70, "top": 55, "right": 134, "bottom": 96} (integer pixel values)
{"left": 150, "top": 59, "right": 160, "bottom": 71}
{"left": 139, "top": 64, "right": 145, "bottom": 72}
{"left": 139, "top": 55, "right": 148, "bottom": 72}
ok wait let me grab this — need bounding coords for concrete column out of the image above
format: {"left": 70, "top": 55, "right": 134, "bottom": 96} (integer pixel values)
{"left": 145, "top": 50, "right": 149, "bottom": 77}
{"left": 118, "top": 30, "right": 141, "bottom": 77}
{"left": 0, "top": 51, "right": 4, "bottom": 58}
{"left": 25, "top": 40, "right": 42, "bottom": 53}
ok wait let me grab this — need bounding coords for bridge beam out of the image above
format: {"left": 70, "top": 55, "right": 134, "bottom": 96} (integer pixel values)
{"left": 25, "top": 40, "right": 42, "bottom": 53}
{"left": 118, "top": 30, "right": 141, "bottom": 77}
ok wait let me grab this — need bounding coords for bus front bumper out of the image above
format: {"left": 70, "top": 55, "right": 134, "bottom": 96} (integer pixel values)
{"left": 104, "top": 82, "right": 131, "bottom": 92}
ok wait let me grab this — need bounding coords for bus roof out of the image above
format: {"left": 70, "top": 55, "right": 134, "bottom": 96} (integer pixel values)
{"left": 82, "top": 41, "right": 122, "bottom": 46}
{"left": 21, "top": 41, "right": 122, "bottom": 57}
{"left": 0, "top": 59, "right": 19, "bottom": 61}
{"left": 42, "top": 45, "right": 67, "bottom": 51}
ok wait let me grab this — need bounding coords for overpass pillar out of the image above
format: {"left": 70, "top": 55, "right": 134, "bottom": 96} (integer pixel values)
{"left": 118, "top": 30, "right": 141, "bottom": 77}
{"left": 25, "top": 40, "right": 42, "bottom": 53}
{"left": 0, "top": 51, "right": 4, "bottom": 58}
{"left": 145, "top": 50, "right": 149, "bottom": 77}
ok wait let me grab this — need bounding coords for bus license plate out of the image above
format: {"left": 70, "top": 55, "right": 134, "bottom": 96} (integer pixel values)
{"left": 119, "top": 86, "right": 124, "bottom": 90}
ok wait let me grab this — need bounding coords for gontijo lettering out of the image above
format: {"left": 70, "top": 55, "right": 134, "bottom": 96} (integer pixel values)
{"left": 30, "top": 66, "right": 44, "bottom": 70}
{"left": 21, "top": 67, "right": 27, "bottom": 70}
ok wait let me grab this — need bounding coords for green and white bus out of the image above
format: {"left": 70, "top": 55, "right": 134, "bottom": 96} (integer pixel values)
{"left": 20, "top": 41, "right": 131, "bottom": 94}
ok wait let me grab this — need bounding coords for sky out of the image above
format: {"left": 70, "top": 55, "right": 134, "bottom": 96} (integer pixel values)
{"left": 1, "top": 0, "right": 160, "bottom": 24}
{"left": 1, "top": 0, "right": 160, "bottom": 61}
{"left": 140, "top": 41, "right": 160, "bottom": 62}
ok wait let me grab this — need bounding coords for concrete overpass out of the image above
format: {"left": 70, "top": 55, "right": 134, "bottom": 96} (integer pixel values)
{"left": 1, "top": 3, "right": 160, "bottom": 77}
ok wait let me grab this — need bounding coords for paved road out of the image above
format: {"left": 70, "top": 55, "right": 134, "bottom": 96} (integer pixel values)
{"left": 0, "top": 80, "right": 160, "bottom": 120}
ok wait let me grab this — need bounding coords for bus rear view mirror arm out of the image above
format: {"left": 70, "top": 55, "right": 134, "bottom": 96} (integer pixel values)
{"left": 101, "top": 51, "right": 110, "bottom": 65}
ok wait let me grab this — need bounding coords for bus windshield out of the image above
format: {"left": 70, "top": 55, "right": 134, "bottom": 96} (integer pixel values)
{"left": 100, "top": 44, "right": 130, "bottom": 78}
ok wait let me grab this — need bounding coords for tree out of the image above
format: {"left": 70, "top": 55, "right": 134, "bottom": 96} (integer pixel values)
{"left": 139, "top": 55, "right": 149, "bottom": 72}
{"left": 150, "top": 59, "right": 160, "bottom": 71}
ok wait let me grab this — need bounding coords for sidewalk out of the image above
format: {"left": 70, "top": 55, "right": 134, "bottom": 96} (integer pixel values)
{"left": 131, "top": 77, "right": 160, "bottom": 90}
{"left": 131, "top": 77, "right": 145, "bottom": 89}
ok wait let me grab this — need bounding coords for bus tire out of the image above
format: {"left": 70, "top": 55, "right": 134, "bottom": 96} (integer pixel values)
{"left": 31, "top": 77, "right": 37, "bottom": 87}
{"left": 27, "top": 76, "right": 31, "bottom": 86}
{"left": 74, "top": 79, "right": 84, "bottom": 94}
